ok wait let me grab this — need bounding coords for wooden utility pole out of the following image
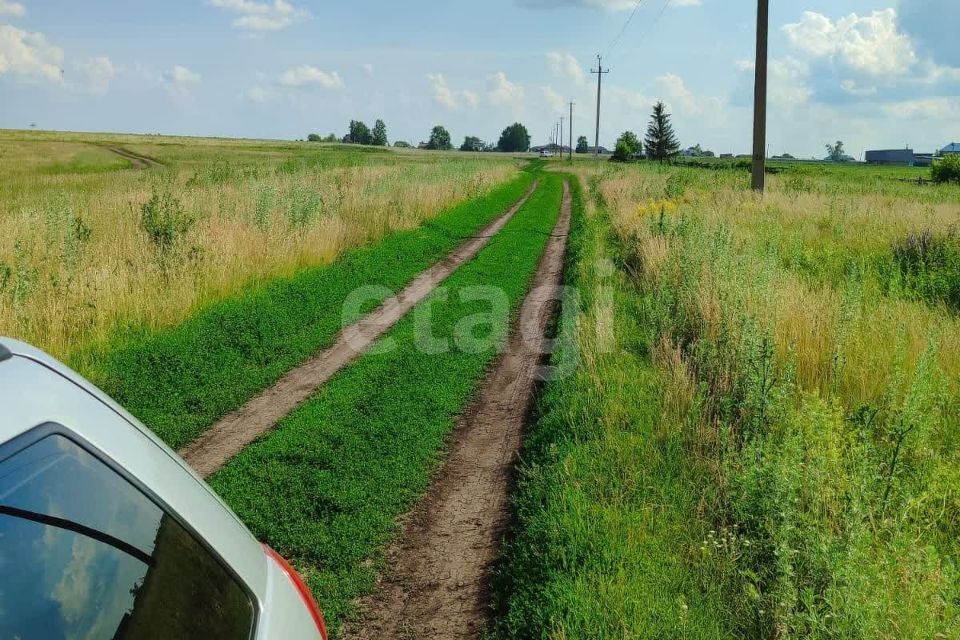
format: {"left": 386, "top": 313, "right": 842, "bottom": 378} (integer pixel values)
{"left": 569, "top": 102, "right": 574, "bottom": 160}
{"left": 591, "top": 55, "right": 609, "bottom": 158}
{"left": 751, "top": 0, "right": 769, "bottom": 192}
{"left": 559, "top": 116, "right": 565, "bottom": 156}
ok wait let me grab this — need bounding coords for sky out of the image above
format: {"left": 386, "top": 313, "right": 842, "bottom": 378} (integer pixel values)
{"left": 1, "top": 0, "right": 958, "bottom": 158}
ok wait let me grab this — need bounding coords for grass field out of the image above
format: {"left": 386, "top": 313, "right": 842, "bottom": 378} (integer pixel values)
{"left": 0, "top": 130, "right": 517, "bottom": 362}
{"left": 496, "top": 160, "right": 960, "bottom": 639}
{"left": 8, "top": 127, "right": 960, "bottom": 638}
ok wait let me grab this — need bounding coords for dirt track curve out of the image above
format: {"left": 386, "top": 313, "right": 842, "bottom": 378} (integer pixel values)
{"left": 179, "top": 181, "right": 538, "bottom": 477}
{"left": 104, "top": 146, "right": 159, "bottom": 169}
{"left": 346, "top": 180, "right": 572, "bottom": 640}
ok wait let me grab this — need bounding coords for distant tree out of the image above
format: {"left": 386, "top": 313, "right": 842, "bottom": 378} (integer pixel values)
{"left": 393, "top": 140, "right": 412, "bottom": 148}
{"left": 611, "top": 130, "right": 642, "bottom": 162}
{"left": 497, "top": 122, "right": 531, "bottom": 152}
{"left": 345, "top": 120, "right": 372, "bottom": 145}
{"left": 371, "top": 119, "right": 388, "bottom": 146}
{"left": 576, "top": 135, "right": 589, "bottom": 154}
{"left": 426, "top": 125, "right": 452, "bottom": 150}
{"left": 690, "top": 143, "right": 704, "bottom": 156}
{"left": 825, "top": 140, "right": 845, "bottom": 162}
{"left": 460, "top": 135, "right": 484, "bottom": 152}
{"left": 644, "top": 101, "right": 681, "bottom": 162}
{"left": 307, "top": 133, "right": 322, "bottom": 142}
{"left": 323, "top": 133, "right": 337, "bottom": 142}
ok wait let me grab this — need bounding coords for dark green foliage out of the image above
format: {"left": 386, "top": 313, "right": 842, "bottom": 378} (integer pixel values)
{"left": 893, "top": 229, "right": 960, "bottom": 310}
{"left": 426, "top": 125, "right": 452, "bottom": 150}
{"left": 932, "top": 155, "right": 960, "bottom": 184}
{"left": 611, "top": 130, "right": 642, "bottom": 162}
{"left": 307, "top": 133, "right": 322, "bottom": 142}
{"left": 344, "top": 120, "right": 372, "bottom": 145}
{"left": 209, "top": 174, "right": 564, "bottom": 634}
{"left": 498, "top": 123, "right": 531, "bottom": 152}
{"left": 392, "top": 141, "right": 411, "bottom": 148}
{"left": 576, "top": 135, "right": 589, "bottom": 154}
{"left": 371, "top": 120, "right": 388, "bottom": 146}
{"left": 87, "top": 172, "right": 534, "bottom": 449}
{"left": 644, "top": 101, "right": 680, "bottom": 162}
{"left": 826, "top": 140, "right": 846, "bottom": 162}
{"left": 460, "top": 136, "right": 484, "bottom": 152}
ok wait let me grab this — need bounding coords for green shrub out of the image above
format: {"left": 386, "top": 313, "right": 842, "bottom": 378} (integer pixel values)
{"left": 892, "top": 229, "right": 960, "bottom": 310}
{"left": 141, "top": 190, "right": 194, "bottom": 252}
{"left": 931, "top": 155, "right": 960, "bottom": 185}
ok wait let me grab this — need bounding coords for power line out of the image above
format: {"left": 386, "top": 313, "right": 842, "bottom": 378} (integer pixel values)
{"left": 604, "top": 0, "right": 645, "bottom": 59}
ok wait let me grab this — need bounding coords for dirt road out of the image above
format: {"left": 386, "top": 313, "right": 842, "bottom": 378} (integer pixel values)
{"left": 346, "top": 181, "right": 572, "bottom": 639}
{"left": 180, "top": 181, "right": 539, "bottom": 477}
{"left": 104, "top": 146, "right": 159, "bottom": 169}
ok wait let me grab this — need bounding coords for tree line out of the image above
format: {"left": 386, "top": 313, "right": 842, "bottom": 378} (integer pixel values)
{"left": 306, "top": 121, "right": 532, "bottom": 153}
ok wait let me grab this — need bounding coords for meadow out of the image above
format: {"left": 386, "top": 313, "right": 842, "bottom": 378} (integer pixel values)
{"left": 0, "top": 130, "right": 517, "bottom": 362}
{"left": 497, "top": 160, "right": 960, "bottom": 638}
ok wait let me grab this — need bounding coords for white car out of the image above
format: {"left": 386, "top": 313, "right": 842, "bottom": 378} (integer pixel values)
{"left": 0, "top": 337, "right": 328, "bottom": 640}
{"left": 539, "top": 150, "right": 554, "bottom": 158}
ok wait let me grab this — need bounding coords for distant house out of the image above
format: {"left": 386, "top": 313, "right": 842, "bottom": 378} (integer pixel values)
{"left": 914, "top": 154, "right": 935, "bottom": 167}
{"left": 584, "top": 146, "right": 611, "bottom": 155}
{"left": 719, "top": 153, "right": 734, "bottom": 159}
{"left": 941, "top": 142, "right": 960, "bottom": 156}
{"left": 866, "top": 148, "right": 914, "bottom": 166}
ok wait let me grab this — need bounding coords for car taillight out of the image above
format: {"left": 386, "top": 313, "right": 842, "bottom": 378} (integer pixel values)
{"left": 263, "top": 544, "right": 328, "bottom": 640}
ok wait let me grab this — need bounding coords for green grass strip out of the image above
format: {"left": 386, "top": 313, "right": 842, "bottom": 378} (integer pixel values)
{"left": 491, "top": 178, "right": 730, "bottom": 639}
{"left": 80, "top": 169, "right": 534, "bottom": 450}
{"left": 208, "top": 173, "right": 564, "bottom": 635}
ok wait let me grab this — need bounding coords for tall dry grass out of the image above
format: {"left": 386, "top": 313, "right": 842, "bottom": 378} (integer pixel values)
{"left": 0, "top": 134, "right": 516, "bottom": 360}
{"left": 585, "top": 161, "right": 960, "bottom": 637}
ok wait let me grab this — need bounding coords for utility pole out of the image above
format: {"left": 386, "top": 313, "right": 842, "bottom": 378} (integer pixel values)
{"left": 751, "top": 0, "right": 769, "bottom": 192}
{"left": 569, "top": 102, "right": 574, "bottom": 160}
{"left": 591, "top": 55, "right": 609, "bottom": 158}
{"left": 559, "top": 116, "right": 565, "bottom": 156}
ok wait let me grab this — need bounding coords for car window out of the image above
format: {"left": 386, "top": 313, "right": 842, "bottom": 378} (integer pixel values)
{"left": 0, "top": 433, "right": 254, "bottom": 640}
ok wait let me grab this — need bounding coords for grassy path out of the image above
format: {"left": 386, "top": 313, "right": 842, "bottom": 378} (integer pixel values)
{"left": 180, "top": 180, "right": 537, "bottom": 476}
{"left": 347, "top": 181, "right": 572, "bottom": 640}
{"left": 84, "top": 170, "right": 535, "bottom": 450}
{"left": 208, "top": 173, "right": 565, "bottom": 636}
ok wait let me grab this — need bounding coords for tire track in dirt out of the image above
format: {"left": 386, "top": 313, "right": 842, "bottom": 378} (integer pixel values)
{"left": 346, "top": 180, "right": 572, "bottom": 640}
{"left": 180, "top": 181, "right": 539, "bottom": 478}
{"left": 104, "top": 146, "right": 160, "bottom": 169}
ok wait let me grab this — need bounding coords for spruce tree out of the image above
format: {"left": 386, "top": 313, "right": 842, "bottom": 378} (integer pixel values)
{"left": 644, "top": 101, "right": 680, "bottom": 162}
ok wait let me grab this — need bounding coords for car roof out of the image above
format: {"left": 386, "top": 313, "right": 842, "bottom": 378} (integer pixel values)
{"left": 0, "top": 336, "right": 268, "bottom": 598}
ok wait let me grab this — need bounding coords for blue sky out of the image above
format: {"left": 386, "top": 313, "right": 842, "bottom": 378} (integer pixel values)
{"left": 1, "top": 0, "right": 958, "bottom": 157}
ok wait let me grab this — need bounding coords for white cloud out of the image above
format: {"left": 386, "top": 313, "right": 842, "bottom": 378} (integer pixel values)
{"left": 883, "top": 97, "right": 960, "bottom": 120}
{"left": 208, "top": 0, "right": 308, "bottom": 31}
{"left": 426, "top": 73, "right": 478, "bottom": 110}
{"left": 156, "top": 64, "right": 201, "bottom": 99}
{"left": 278, "top": 65, "right": 343, "bottom": 89}
{"left": 0, "top": 0, "right": 25, "bottom": 17}
{"left": 0, "top": 24, "right": 63, "bottom": 82}
{"left": 546, "top": 51, "right": 587, "bottom": 85}
{"left": 783, "top": 9, "right": 918, "bottom": 77}
{"left": 362, "top": 63, "right": 374, "bottom": 77}
{"left": 72, "top": 56, "right": 115, "bottom": 95}
{"left": 541, "top": 85, "right": 565, "bottom": 112}
{"left": 487, "top": 71, "right": 524, "bottom": 106}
